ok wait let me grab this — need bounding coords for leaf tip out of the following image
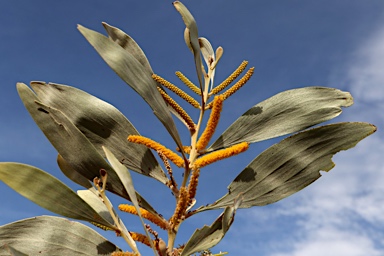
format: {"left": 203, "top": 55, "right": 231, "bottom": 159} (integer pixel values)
{"left": 343, "top": 91, "right": 354, "bottom": 107}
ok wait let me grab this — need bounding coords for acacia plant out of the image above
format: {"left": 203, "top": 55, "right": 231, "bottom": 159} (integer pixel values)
{"left": 0, "top": 2, "right": 377, "bottom": 256}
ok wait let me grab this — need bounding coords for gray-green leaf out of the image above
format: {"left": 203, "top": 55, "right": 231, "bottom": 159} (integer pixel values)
{"left": 30, "top": 81, "right": 167, "bottom": 184}
{"left": 17, "top": 83, "right": 157, "bottom": 214}
{"left": 199, "top": 37, "right": 215, "bottom": 89}
{"left": 173, "top": 1, "right": 204, "bottom": 91}
{"left": 181, "top": 200, "right": 240, "bottom": 256}
{"left": 78, "top": 25, "right": 183, "bottom": 151}
{"left": 209, "top": 87, "right": 354, "bottom": 151}
{"left": 102, "top": 22, "right": 153, "bottom": 73}
{"left": 104, "top": 147, "right": 159, "bottom": 255}
{"left": 0, "top": 163, "right": 113, "bottom": 228}
{"left": 77, "top": 188, "right": 114, "bottom": 226}
{"left": 199, "top": 122, "right": 376, "bottom": 211}
{"left": 0, "top": 216, "right": 119, "bottom": 256}
{"left": 57, "top": 154, "right": 92, "bottom": 189}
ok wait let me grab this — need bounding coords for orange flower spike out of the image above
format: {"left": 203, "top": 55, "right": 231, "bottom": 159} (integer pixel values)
{"left": 176, "top": 146, "right": 192, "bottom": 154}
{"left": 175, "top": 71, "right": 202, "bottom": 95}
{"left": 196, "top": 95, "right": 224, "bottom": 150}
{"left": 170, "top": 187, "right": 189, "bottom": 228}
{"left": 187, "top": 168, "right": 200, "bottom": 203}
{"left": 222, "top": 67, "right": 255, "bottom": 100}
{"left": 118, "top": 204, "right": 169, "bottom": 230}
{"left": 90, "top": 222, "right": 115, "bottom": 231}
{"left": 128, "top": 135, "right": 184, "bottom": 168}
{"left": 210, "top": 60, "right": 248, "bottom": 95}
{"left": 152, "top": 74, "right": 200, "bottom": 108}
{"left": 157, "top": 87, "right": 196, "bottom": 132}
{"left": 193, "top": 142, "right": 249, "bottom": 169}
{"left": 129, "top": 232, "right": 157, "bottom": 248}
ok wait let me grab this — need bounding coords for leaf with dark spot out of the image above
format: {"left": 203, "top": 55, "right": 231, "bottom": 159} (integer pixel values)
{"left": 209, "top": 87, "right": 354, "bottom": 151}
{"left": 198, "top": 122, "right": 376, "bottom": 211}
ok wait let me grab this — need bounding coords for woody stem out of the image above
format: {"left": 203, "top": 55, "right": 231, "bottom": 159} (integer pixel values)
{"left": 183, "top": 73, "right": 210, "bottom": 188}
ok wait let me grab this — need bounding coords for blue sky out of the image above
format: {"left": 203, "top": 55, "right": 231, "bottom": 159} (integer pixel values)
{"left": 1, "top": 1, "right": 383, "bottom": 255}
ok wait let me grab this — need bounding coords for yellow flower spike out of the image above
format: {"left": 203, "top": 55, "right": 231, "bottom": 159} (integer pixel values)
{"left": 196, "top": 95, "right": 224, "bottom": 150}
{"left": 129, "top": 232, "right": 157, "bottom": 248}
{"left": 222, "top": 67, "right": 255, "bottom": 100}
{"left": 157, "top": 87, "right": 196, "bottom": 132}
{"left": 152, "top": 74, "right": 200, "bottom": 108}
{"left": 187, "top": 168, "right": 200, "bottom": 204}
{"left": 170, "top": 186, "right": 189, "bottom": 229}
{"left": 175, "top": 71, "right": 202, "bottom": 95}
{"left": 193, "top": 142, "right": 249, "bottom": 169}
{"left": 210, "top": 60, "right": 248, "bottom": 95}
{"left": 128, "top": 135, "right": 185, "bottom": 167}
{"left": 182, "top": 146, "right": 192, "bottom": 154}
{"left": 90, "top": 222, "right": 115, "bottom": 231}
{"left": 118, "top": 204, "right": 169, "bottom": 230}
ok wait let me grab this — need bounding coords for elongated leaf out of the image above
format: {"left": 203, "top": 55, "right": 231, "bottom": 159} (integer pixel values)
{"left": 57, "top": 154, "right": 92, "bottom": 189}
{"left": 17, "top": 83, "right": 157, "bottom": 214}
{"left": 0, "top": 163, "right": 113, "bottom": 228}
{"left": 209, "top": 87, "right": 354, "bottom": 151}
{"left": 104, "top": 147, "right": 158, "bottom": 255}
{"left": 199, "top": 37, "right": 215, "bottom": 89}
{"left": 102, "top": 22, "right": 153, "bottom": 73}
{"left": 0, "top": 216, "right": 119, "bottom": 256}
{"left": 102, "top": 22, "right": 192, "bottom": 137}
{"left": 30, "top": 81, "right": 167, "bottom": 184}
{"left": 198, "top": 122, "right": 376, "bottom": 211}
{"left": 199, "top": 37, "right": 215, "bottom": 67}
{"left": 181, "top": 199, "right": 240, "bottom": 256}
{"left": 77, "top": 188, "right": 114, "bottom": 225}
{"left": 103, "top": 147, "right": 140, "bottom": 214}
{"left": 173, "top": 1, "right": 204, "bottom": 91}
{"left": 78, "top": 25, "right": 184, "bottom": 151}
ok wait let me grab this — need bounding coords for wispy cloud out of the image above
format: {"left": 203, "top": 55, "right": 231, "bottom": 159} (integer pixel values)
{"left": 271, "top": 226, "right": 382, "bottom": 256}
{"left": 344, "top": 28, "right": 384, "bottom": 104}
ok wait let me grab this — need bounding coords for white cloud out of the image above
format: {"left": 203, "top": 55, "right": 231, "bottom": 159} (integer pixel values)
{"left": 345, "top": 28, "right": 384, "bottom": 103}
{"left": 237, "top": 25, "right": 384, "bottom": 256}
{"left": 271, "top": 227, "right": 382, "bottom": 256}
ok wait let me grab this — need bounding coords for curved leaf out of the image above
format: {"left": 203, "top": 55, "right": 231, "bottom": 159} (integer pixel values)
{"left": 199, "top": 37, "right": 215, "bottom": 67}
{"left": 57, "top": 154, "right": 92, "bottom": 189}
{"left": 181, "top": 199, "right": 240, "bottom": 256}
{"left": 78, "top": 25, "right": 183, "bottom": 151}
{"left": 77, "top": 188, "right": 114, "bottom": 226}
{"left": 173, "top": 1, "right": 204, "bottom": 91}
{"left": 102, "top": 22, "right": 153, "bottom": 73}
{"left": 104, "top": 147, "right": 158, "bottom": 255}
{"left": 0, "top": 163, "right": 113, "bottom": 228}
{"left": 199, "top": 37, "right": 215, "bottom": 90}
{"left": 198, "top": 122, "right": 376, "bottom": 211}
{"left": 17, "top": 83, "right": 157, "bottom": 214}
{"left": 101, "top": 23, "right": 191, "bottom": 143}
{"left": 0, "top": 216, "right": 119, "bottom": 256}
{"left": 30, "top": 81, "right": 167, "bottom": 184}
{"left": 209, "top": 87, "right": 354, "bottom": 151}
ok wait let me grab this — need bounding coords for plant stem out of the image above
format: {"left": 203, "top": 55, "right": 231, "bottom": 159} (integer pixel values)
{"left": 168, "top": 66, "right": 214, "bottom": 253}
